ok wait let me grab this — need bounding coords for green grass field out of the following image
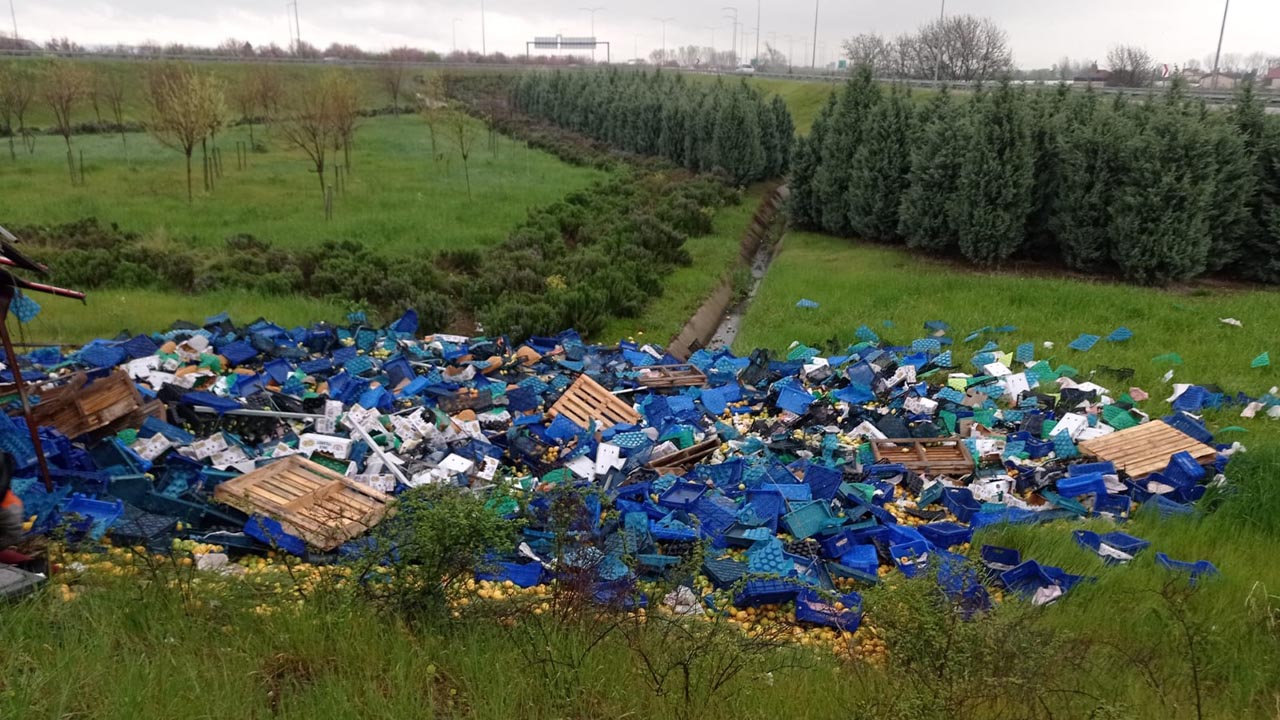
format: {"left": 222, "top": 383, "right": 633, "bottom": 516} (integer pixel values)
{"left": 1, "top": 116, "right": 604, "bottom": 254}
{"left": 737, "top": 231, "right": 1280, "bottom": 438}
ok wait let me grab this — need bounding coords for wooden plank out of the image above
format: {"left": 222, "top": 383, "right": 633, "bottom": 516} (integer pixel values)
{"left": 214, "top": 456, "right": 393, "bottom": 550}
{"left": 549, "top": 374, "right": 641, "bottom": 430}
{"left": 637, "top": 364, "right": 707, "bottom": 389}
{"left": 871, "top": 437, "right": 974, "bottom": 475}
{"left": 1079, "top": 421, "right": 1217, "bottom": 478}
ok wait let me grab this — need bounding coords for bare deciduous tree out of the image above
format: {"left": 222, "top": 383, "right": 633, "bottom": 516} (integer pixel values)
{"left": 4, "top": 64, "right": 36, "bottom": 154}
{"left": 230, "top": 74, "right": 260, "bottom": 146}
{"left": 146, "top": 63, "right": 225, "bottom": 202}
{"left": 419, "top": 73, "right": 447, "bottom": 159}
{"left": 444, "top": 108, "right": 478, "bottom": 200}
{"left": 275, "top": 70, "right": 360, "bottom": 197}
{"left": 377, "top": 61, "right": 408, "bottom": 115}
{"left": 840, "top": 16, "right": 1011, "bottom": 82}
{"left": 1107, "top": 45, "right": 1155, "bottom": 87}
{"left": 251, "top": 65, "right": 285, "bottom": 124}
{"left": 841, "top": 33, "right": 892, "bottom": 74}
{"left": 101, "top": 68, "right": 128, "bottom": 151}
{"left": 43, "top": 60, "right": 88, "bottom": 152}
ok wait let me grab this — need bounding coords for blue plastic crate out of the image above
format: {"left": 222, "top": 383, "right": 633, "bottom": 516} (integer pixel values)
{"left": 794, "top": 589, "right": 862, "bottom": 631}
{"left": 943, "top": 487, "right": 982, "bottom": 523}
{"left": 1001, "top": 561, "right": 1088, "bottom": 601}
{"left": 734, "top": 578, "right": 802, "bottom": 608}
{"left": 56, "top": 494, "right": 124, "bottom": 541}
{"left": 658, "top": 482, "right": 707, "bottom": 510}
{"left": 245, "top": 515, "right": 307, "bottom": 556}
{"left": 702, "top": 557, "right": 748, "bottom": 588}
{"left": 477, "top": 560, "right": 545, "bottom": 588}
{"left": 1056, "top": 472, "right": 1107, "bottom": 498}
{"left": 890, "top": 540, "right": 932, "bottom": 578}
{"left": 918, "top": 521, "right": 973, "bottom": 550}
{"left": 979, "top": 545, "right": 1022, "bottom": 584}
{"left": 782, "top": 501, "right": 840, "bottom": 540}
{"left": 1163, "top": 452, "right": 1207, "bottom": 486}
{"left": 1155, "top": 552, "right": 1219, "bottom": 582}
{"left": 817, "top": 528, "right": 856, "bottom": 559}
{"left": 1073, "top": 530, "right": 1148, "bottom": 564}
{"left": 1069, "top": 461, "right": 1116, "bottom": 477}
{"left": 838, "top": 544, "right": 879, "bottom": 575}
{"left": 1092, "top": 493, "right": 1132, "bottom": 521}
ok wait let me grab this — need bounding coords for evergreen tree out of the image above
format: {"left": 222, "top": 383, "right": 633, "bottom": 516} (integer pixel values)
{"left": 787, "top": 91, "right": 836, "bottom": 229}
{"left": 713, "top": 89, "right": 765, "bottom": 184}
{"left": 1109, "top": 94, "right": 1217, "bottom": 283}
{"left": 813, "top": 67, "right": 881, "bottom": 236}
{"left": 899, "top": 90, "right": 964, "bottom": 252}
{"left": 1052, "top": 97, "right": 1128, "bottom": 271}
{"left": 758, "top": 96, "right": 780, "bottom": 178}
{"left": 847, "top": 85, "right": 914, "bottom": 243}
{"left": 953, "top": 82, "right": 1035, "bottom": 265}
{"left": 1228, "top": 81, "right": 1280, "bottom": 282}
{"left": 1203, "top": 114, "right": 1257, "bottom": 272}
{"left": 771, "top": 95, "right": 794, "bottom": 175}
{"left": 1024, "top": 84, "right": 1071, "bottom": 253}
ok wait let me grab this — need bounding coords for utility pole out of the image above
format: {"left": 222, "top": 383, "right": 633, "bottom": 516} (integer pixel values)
{"left": 721, "top": 7, "right": 738, "bottom": 66}
{"left": 292, "top": 1, "right": 302, "bottom": 54}
{"left": 754, "top": 0, "right": 760, "bottom": 64}
{"left": 285, "top": 3, "right": 296, "bottom": 54}
{"left": 1210, "top": 0, "right": 1231, "bottom": 90}
{"left": 8, "top": 0, "right": 18, "bottom": 44}
{"left": 580, "top": 7, "right": 603, "bottom": 62}
{"left": 452, "top": 17, "right": 461, "bottom": 52}
{"left": 933, "top": 0, "right": 946, "bottom": 84}
{"left": 810, "top": 0, "right": 819, "bottom": 68}
{"left": 481, "top": 0, "right": 487, "bottom": 56}
{"left": 655, "top": 17, "right": 674, "bottom": 66}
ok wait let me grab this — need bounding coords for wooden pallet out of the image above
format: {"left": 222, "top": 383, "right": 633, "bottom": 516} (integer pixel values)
{"left": 870, "top": 437, "right": 974, "bottom": 475}
{"left": 21, "top": 370, "right": 145, "bottom": 438}
{"left": 648, "top": 436, "right": 720, "bottom": 474}
{"left": 1079, "top": 421, "right": 1216, "bottom": 478}
{"left": 548, "top": 374, "right": 641, "bottom": 430}
{"left": 213, "top": 455, "right": 393, "bottom": 550}
{"left": 637, "top": 364, "right": 708, "bottom": 389}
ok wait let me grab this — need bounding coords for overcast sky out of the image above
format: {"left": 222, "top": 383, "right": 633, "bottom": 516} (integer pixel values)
{"left": 9, "top": 0, "right": 1279, "bottom": 69}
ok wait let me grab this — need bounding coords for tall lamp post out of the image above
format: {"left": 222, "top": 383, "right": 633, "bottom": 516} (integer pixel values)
{"left": 721, "top": 7, "right": 738, "bottom": 65}
{"left": 9, "top": 0, "right": 19, "bottom": 44}
{"left": 754, "top": 0, "right": 760, "bottom": 64}
{"left": 655, "top": 17, "right": 674, "bottom": 66}
{"left": 480, "top": 0, "right": 487, "bottom": 57}
{"left": 580, "top": 6, "right": 604, "bottom": 62}
{"left": 810, "top": 0, "right": 819, "bottom": 68}
{"left": 1210, "top": 0, "right": 1231, "bottom": 90}
{"left": 933, "top": 0, "right": 946, "bottom": 84}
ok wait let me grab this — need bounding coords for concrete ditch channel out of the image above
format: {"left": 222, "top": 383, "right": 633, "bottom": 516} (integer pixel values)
{"left": 668, "top": 185, "right": 789, "bottom": 359}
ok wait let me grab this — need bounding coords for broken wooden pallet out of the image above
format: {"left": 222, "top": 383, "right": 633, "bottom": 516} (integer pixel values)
{"left": 637, "top": 364, "right": 707, "bottom": 389}
{"left": 213, "top": 455, "right": 393, "bottom": 550}
{"left": 548, "top": 374, "right": 641, "bottom": 430}
{"left": 648, "top": 436, "right": 720, "bottom": 474}
{"left": 870, "top": 437, "right": 974, "bottom": 475}
{"left": 20, "top": 370, "right": 146, "bottom": 439}
{"left": 1079, "top": 421, "right": 1216, "bottom": 478}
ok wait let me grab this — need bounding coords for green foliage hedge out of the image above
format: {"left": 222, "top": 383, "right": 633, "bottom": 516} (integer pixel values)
{"left": 792, "top": 68, "right": 1280, "bottom": 285}
{"left": 511, "top": 70, "right": 793, "bottom": 185}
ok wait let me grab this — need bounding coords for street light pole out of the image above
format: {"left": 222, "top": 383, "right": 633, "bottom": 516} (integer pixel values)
{"left": 580, "top": 7, "right": 603, "bottom": 62}
{"left": 285, "top": 2, "right": 296, "bottom": 54}
{"left": 810, "top": 0, "right": 819, "bottom": 68}
{"left": 1210, "top": 0, "right": 1230, "bottom": 90}
{"left": 933, "top": 0, "right": 946, "bottom": 84}
{"left": 654, "top": 17, "right": 674, "bottom": 65}
{"left": 721, "top": 7, "right": 738, "bottom": 66}
{"left": 8, "top": 0, "right": 18, "bottom": 43}
{"left": 480, "top": 0, "right": 487, "bottom": 56}
{"left": 754, "top": 0, "right": 760, "bottom": 64}
{"left": 292, "top": 0, "right": 302, "bottom": 54}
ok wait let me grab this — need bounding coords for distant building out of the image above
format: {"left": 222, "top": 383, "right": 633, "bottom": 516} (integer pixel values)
{"left": 1265, "top": 67, "right": 1280, "bottom": 89}
{"left": 1072, "top": 65, "right": 1110, "bottom": 85}
{"left": 1199, "top": 73, "right": 1238, "bottom": 90}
